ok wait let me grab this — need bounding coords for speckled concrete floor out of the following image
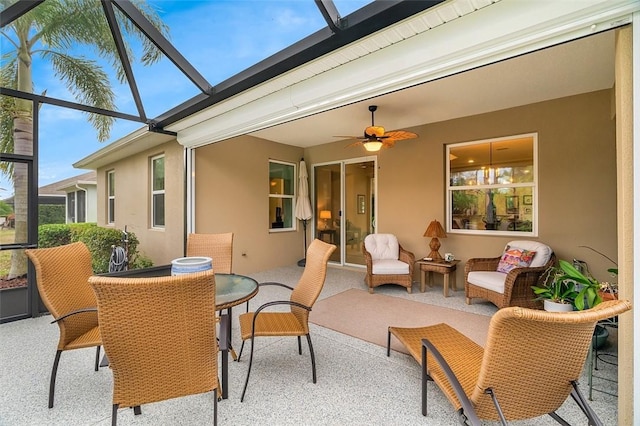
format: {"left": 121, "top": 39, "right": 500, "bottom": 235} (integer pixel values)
{"left": 0, "top": 265, "right": 619, "bottom": 425}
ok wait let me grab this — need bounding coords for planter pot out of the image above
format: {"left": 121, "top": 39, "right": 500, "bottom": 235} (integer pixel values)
{"left": 171, "top": 256, "right": 212, "bottom": 275}
{"left": 543, "top": 300, "right": 574, "bottom": 312}
{"left": 592, "top": 325, "right": 609, "bottom": 349}
{"left": 598, "top": 290, "right": 617, "bottom": 301}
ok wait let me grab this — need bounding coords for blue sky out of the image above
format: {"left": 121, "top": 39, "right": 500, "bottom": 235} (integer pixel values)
{"left": 1, "top": 0, "right": 369, "bottom": 196}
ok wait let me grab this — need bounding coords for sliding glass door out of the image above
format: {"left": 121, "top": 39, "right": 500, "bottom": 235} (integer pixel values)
{"left": 313, "top": 158, "right": 376, "bottom": 266}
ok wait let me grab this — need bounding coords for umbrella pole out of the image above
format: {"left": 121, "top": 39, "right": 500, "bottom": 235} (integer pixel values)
{"left": 297, "top": 219, "right": 308, "bottom": 267}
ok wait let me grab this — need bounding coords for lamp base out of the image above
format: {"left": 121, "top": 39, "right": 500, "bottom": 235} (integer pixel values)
{"left": 428, "top": 237, "right": 443, "bottom": 261}
{"left": 428, "top": 251, "right": 443, "bottom": 261}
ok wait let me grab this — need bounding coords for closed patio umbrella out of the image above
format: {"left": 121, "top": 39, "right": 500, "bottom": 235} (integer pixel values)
{"left": 295, "top": 158, "right": 313, "bottom": 266}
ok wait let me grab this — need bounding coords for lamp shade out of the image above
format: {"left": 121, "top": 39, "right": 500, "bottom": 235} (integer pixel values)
{"left": 424, "top": 220, "right": 446, "bottom": 238}
{"left": 319, "top": 210, "right": 332, "bottom": 220}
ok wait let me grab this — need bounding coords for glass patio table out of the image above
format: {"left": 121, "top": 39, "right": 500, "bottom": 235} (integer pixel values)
{"left": 100, "top": 265, "right": 259, "bottom": 399}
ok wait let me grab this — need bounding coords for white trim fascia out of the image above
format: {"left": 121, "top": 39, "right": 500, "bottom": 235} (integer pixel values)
{"left": 173, "top": 0, "right": 639, "bottom": 149}
{"left": 73, "top": 126, "right": 175, "bottom": 170}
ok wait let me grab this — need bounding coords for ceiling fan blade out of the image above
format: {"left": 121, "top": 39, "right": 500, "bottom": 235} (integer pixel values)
{"left": 383, "top": 130, "right": 418, "bottom": 141}
{"left": 382, "top": 139, "right": 397, "bottom": 149}
{"left": 333, "top": 135, "right": 364, "bottom": 140}
{"left": 344, "top": 140, "right": 364, "bottom": 148}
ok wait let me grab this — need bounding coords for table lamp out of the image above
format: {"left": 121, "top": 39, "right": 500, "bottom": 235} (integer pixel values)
{"left": 423, "top": 220, "right": 447, "bottom": 261}
{"left": 320, "top": 210, "right": 332, "bottom": 229}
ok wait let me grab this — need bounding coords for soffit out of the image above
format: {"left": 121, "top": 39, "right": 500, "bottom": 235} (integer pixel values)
{"left": 169, "top": 0, "right": 637, "bottom": 149}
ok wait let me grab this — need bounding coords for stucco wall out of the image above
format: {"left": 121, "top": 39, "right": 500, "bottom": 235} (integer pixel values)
{"left": 94, "top": 89, "right": 616, "bottom": 288}
{"left": 306, "top": 89, "right": 617, "bottom": 288}
{"left": 96, "top": 140, "right": 185, "bottom": 265}
{"left": 193, "top": 137, "right": 304, "bottom": 275}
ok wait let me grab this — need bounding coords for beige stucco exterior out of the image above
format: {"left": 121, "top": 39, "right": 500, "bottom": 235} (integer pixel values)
{"left": 93, "top": 89, "right": 619, "bottom": 281}
{"left": 95, "top": 140, "right": 185, "bottom": 265}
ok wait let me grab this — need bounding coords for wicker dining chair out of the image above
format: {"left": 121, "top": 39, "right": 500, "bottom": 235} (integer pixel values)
{"left": 25, "top": 241, "right": 101, "bottom": 409}
{"left": 89, "top": 270, "right": 219, "bottom": 426}
{"left": 418, "top": 299, "right": 631, "bottom": 425}
{"left": 236, "top": 238, "right": 336, "bottom": 402}
{"left": 186, "top": 232, "right": 233, "bottom": 273}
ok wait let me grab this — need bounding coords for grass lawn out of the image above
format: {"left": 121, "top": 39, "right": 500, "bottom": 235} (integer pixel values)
{"left": 0, "top": 229, "right": 15, "bottom": 277}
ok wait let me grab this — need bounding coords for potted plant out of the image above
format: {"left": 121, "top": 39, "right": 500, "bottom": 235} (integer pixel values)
{"left": 532, "top": 262, "right": 578, "bottom": 311}
{"left": 532, "top": 259, "right": 603, "bottom": 311}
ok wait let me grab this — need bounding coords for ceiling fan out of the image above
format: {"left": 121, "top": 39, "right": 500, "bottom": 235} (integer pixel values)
{"left": 335, "top": 105, "right": 418, "bottom": 152}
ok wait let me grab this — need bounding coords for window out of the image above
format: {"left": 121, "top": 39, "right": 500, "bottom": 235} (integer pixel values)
{"left": 67, "top": 192, "right": 76, "bottom": 223}
{"left": 107, "top": 170, "right": 115, "bottom": 224}
{"left": 66, "top": 190, "right": 86, "bottom": 223}
{"left": 269, "top": 160, "right": 295, "bottom": 231}
{"left": 447, "top": 134, "right": 537, "bottom": 236}
{"left": 151, "top": 155, "right": 165, "bottom": 228}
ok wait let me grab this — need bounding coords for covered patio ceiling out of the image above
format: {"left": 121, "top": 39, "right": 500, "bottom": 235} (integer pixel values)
{"left": 249, "top": 29, "right": 615, "bottom": 148}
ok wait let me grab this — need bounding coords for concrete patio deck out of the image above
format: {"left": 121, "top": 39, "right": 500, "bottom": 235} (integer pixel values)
{"left": 0, "top": 265, "right": 619, "bottom": 425}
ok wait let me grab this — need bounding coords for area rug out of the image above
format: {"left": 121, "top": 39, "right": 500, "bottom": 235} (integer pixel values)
{"left": 309, "top": 289, "right": 492, "bottom": 354}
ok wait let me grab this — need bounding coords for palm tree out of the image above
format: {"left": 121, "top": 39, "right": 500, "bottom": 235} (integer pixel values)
{"left": 0, "top": 0, "right": 169, "bottom": 279}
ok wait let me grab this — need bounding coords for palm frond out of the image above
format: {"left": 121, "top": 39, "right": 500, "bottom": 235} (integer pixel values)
{"left": 45, "top": 50, "right": 115, "bottom": 141}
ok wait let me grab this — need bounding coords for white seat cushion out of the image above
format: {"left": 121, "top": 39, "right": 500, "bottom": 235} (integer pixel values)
{"left": 372, "top": 259, "right": 410, "bottom": 275}
{"left": 505, "top": 240, "right": 552, "bottom": 267}
{"left": 467, "top": 271, "right": 507, "bottom": 294}
{"left": 364, "top": 234, "right": 400, "bottom": 261}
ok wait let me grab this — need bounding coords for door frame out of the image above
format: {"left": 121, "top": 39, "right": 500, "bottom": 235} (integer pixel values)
{"left": 312, "top": 156, "right": 377, "bottom": 267}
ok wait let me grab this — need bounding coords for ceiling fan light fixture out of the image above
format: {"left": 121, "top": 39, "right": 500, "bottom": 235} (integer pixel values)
{"left": 363, "top": 140, "right": 383, "bottom": 152}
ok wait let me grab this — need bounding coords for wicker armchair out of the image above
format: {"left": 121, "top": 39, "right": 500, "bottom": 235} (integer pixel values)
{"left": 418, "top": 299, "right": 631, "bottom": 425}
{"left": 186, "top": 232, "right": 233, "bottom": 273}
{"left": 362, "top": 233, "right": 415, "bottom": 294}
{"left": 465, "top": 240, "right": 555, "bottom": 309}
{"left": 25, "top": 242, "right": 101, "bottom": 409}
{"left": 237, "top": 239, "right": 336, "bottom": 402}
{"left": 89, "top": 270, "right": 219, "bottom": 425}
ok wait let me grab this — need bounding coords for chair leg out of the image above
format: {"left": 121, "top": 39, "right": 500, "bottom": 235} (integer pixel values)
{"left": 49, "top": 350, "right": 62, "bottom": 408}
{"left": 133, "top": 406, "right": 142, "bottom": 415}
{"left": 297, "top": 336, "right": 302, "bottom": 355}
{"left": 95, "top": 346, "right": 101, "bottom": 371}
{"left": 306, "top": 334, "right": 317, "bottom": 383}
{"left": 570, "top": 381, "right": 604, "bottom": 426}
{"left": 386, "top": 329, "right": 391, "bottom": 356}
{"left": 548, "top": 411, "right": 571, "bottom": 425}
{"left": 214, "top": 388, "right": 218, "bottom": 426}
{"left": 237, "top": 340, "right": 245, "bottom": 361}
{"left": 240, "top": 337, "right": 255, "bottom": 402}
{"left": 111, "top": 404, "right": 119, "bottom": 426}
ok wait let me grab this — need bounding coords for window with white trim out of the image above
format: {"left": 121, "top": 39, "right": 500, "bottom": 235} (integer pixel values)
{"left": 269, "top": 160, "right": 295, "bottom": 231}
{"left": 107, "top": 170, "right": 115, "bottom": 224}
{"left": 447, "top": 133, "right": 537, "bottom": 236}
{"left": 151, "top": 155, "right": 165, "bottom": 228}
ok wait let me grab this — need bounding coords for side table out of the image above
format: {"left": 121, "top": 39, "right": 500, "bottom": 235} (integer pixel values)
{"left": 416, "top": 259, "right": 460, "bottom": 297}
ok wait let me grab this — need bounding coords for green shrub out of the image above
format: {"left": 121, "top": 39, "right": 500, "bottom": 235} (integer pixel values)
{"left": 38, "top": 224, "right": 73, "bottom": 247}
{"left": 37, "top": 223, "right": 153, "bottom": 273}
